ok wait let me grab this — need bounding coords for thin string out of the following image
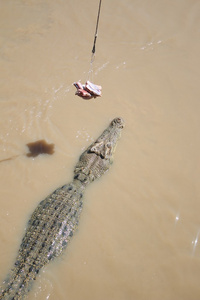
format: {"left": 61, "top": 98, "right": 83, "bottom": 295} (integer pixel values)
{"left": 88, "top": 55, "right": 95, "bottom": 82}
{"left": 92, "top": 0, "right": 102, "bottom": 55}
{"left": 88, "top": 0, "right": 102, "bottom": 81}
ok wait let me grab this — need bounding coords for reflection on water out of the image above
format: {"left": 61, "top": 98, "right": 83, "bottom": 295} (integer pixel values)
{"left": 192, "top": 231, "right": 200, "bottom": 255}
{"left": 175, "top": 212, "right": 180, "bottom": 224}
{"left": 0, "top": 0, "right": 200, "bottom": 299}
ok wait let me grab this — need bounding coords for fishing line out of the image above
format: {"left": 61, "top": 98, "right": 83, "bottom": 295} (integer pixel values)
{"left": 92, "top": 0, "right": 102, "bottom": 56}
{"left": 88, "top": 0, "right": 102, "bottom": 81}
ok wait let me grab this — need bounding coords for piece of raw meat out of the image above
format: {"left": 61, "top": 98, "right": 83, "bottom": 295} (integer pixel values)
{"left": 73, "top": 81, "right": 102, "bottom": 99}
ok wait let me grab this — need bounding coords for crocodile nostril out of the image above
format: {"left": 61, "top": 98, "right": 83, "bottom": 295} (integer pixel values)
{"left": 112, "top": 117, "right": 125, "bottom": 128}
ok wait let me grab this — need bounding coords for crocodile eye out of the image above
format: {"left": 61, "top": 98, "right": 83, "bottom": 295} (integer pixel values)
{"left": 106, "top": 142, "right": 111, "bottom": 148}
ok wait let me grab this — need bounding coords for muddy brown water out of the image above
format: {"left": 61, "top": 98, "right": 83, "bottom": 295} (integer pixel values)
{"left": 0, "top": 0, "right": 200, "bottom": 299}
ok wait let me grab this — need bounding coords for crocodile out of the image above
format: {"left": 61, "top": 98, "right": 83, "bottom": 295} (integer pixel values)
{"left": 0, "top": 117, "right": 124, "bottom": 300}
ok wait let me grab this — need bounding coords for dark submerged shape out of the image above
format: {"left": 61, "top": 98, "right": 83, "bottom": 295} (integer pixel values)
{"left": 0, "top": 117, "right": 124, "bottom": 300}
{"left": 26, "top": 140, "right": 55, "bottom": 157}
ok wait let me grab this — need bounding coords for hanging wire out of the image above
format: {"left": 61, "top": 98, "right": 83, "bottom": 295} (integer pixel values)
{"left": 92, "top": 0, "right": 102, "bottom": 55}
{"left": 88, "top": 0, "right": 102, "bottom": 81}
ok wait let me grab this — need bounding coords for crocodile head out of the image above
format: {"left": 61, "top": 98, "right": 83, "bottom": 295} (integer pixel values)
{"left": 74, "top": 117, "right": 125, "bottom": 185}
{"left": 89, "top": 117, "right": 124, "bottom": 160}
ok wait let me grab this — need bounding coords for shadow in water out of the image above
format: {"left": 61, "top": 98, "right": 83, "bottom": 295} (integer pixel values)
{"left": 0, "top": 140, "right": 55, "bottom": 163}
{"left": 26, "top": 140, "right": 55, "bottom": 157}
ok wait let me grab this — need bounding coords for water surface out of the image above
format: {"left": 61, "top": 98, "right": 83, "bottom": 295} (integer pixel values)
{"left": 0, "top": 0, "right": 200, "bottom": 299}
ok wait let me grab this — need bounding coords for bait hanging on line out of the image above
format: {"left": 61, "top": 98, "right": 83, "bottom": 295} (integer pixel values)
{"left": 74, "top": 0, "right": 102, "bottom": 100}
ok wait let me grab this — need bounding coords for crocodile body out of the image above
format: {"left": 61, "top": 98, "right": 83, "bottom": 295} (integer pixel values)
{"left": 0, "top": 117, "right": 124, "bottom": 300}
